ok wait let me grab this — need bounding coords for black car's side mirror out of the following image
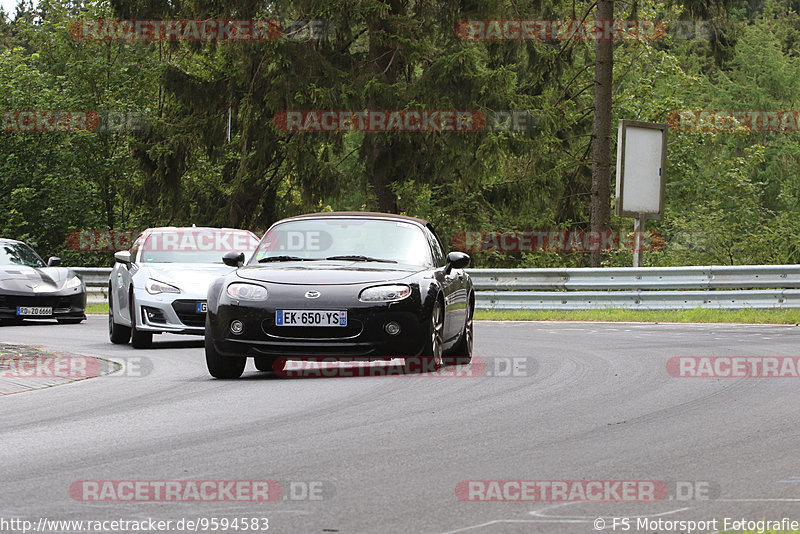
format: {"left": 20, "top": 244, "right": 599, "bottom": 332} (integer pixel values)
{"left": 114, "top": 250, "right": 131, "bottom": 265}
{"left": 445, "top": 251, "right": 471, "bottom": 273}
{"left": 223, "top": 251, "right": 245, "bottom": 268}
{"left": 47, "top": 256, "right": 61, "bottom": 267}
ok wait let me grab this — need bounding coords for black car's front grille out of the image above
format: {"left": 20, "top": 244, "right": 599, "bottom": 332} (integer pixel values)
{"left": 171, "top": 299, "right": 206, "bottom": 327}
{"left": 261, "top": 316, "right": 363, "bottom": 339}
{"left": 0, "top": 295, "right": 57, "bottom": 310}
{"left": 54, "top": 297, "right": 72, "bottom": 311}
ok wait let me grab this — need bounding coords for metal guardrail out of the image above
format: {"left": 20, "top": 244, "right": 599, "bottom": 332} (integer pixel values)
{"left": 73, "top": 265, "right": 800, "bottom": 310}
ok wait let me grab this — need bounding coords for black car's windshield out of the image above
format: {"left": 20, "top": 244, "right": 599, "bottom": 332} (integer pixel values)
{"left": 138, "top": 230, "right": 259, "bottom": 264}
{"left": 252, "top": 219, "right": 431, "bottom": 267}
{"left": 0, "top": 242, "right": 45, "bottom": 267}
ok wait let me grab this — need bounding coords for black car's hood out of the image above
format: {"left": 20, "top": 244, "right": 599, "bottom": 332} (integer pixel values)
{"left": 0, "top": 265, "right": 75, "bottom": 292}
{"left": 235, "top": 261, "right": 423, "bottom": 285}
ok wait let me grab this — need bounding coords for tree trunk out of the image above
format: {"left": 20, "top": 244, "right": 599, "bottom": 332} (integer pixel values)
{"left": 590, "top": 0, "right": 614, "bottom": 267}
{"left": 363, "top": 0, "right": 404, "bottom": 213}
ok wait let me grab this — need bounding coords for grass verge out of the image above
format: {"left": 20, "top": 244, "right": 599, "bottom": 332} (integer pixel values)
{"left": 474, "top": 308, "right": 800, "bottom": 324}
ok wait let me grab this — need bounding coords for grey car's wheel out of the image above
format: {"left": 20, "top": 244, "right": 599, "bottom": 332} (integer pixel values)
{"left": 129, "top": 295, "right": 152, "bottom": 349}
{"left": 108, "top": 288, "right": 131, "bottom": 344}
{"left": 206, "top": 319, "right": 245, "bottom": 379}
{"left": 405, "top": 300, "right": 444, "bottom": 374}
{"left": 444, "top": 300, "right": 473, "bottom": 366}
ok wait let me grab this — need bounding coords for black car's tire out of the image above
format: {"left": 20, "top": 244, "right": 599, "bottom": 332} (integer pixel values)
{"left": 206, "top": 321, "right": 245, "bottom": 379}
{"left": 443, "top": 301, "right": 473, "bottom": 366}
{"left": 108, "top": 289, "right": 131, "bottom": 344}
{"left": 254, "top": 356, "right": 280, "bottom": 372}
{"left": 58, "top": 318, "right": 84, "bottom": 325}
{"left": 129, "top": 295, "right": 152, "bottom": 349}
{"left": 405, "top": 300, "right": 444, "bottom": 374}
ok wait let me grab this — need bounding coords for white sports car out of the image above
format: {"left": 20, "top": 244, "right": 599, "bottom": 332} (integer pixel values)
{"left": 108, "top": 227, "right": 259, "bottom": 348}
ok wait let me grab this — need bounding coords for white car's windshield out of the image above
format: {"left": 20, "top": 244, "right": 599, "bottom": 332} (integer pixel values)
{"left": 251, "top": 219, "right": 432, "bottom": 267}
{"left": 138, "top": 230, "right": 259, "bottom": 264}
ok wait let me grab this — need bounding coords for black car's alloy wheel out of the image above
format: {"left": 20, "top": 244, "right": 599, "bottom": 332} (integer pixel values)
{"left": 405, "top": 300, "right": 443, "bottom": 374}
{"left": 108, "top": 287, "right": 131, "bottom": 344}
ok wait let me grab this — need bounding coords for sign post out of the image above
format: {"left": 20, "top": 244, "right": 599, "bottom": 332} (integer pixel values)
{"left": 615, "top": 120, "right": 667, "bottom": 267}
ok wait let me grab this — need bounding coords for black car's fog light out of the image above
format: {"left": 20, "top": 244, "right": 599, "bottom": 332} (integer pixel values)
{"left": 384, "top": 321, "right": 401, "bottom": 335}
{"left": 230, "top": 320, "right": 244, "bottom": 335}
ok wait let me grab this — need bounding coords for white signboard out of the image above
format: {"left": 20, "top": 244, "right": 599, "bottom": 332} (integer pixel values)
{"left": 615, "top": 120, "right": 666, "bottom": 219}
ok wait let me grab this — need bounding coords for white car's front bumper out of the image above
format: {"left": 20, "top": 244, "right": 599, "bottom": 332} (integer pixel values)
{"left": 132, "top": 287, "right": 207, "bottom": 335}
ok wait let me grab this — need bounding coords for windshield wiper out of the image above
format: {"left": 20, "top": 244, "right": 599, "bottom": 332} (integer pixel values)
{"left": 325, "top": 255, "right": 397, "bottom": 263}
{"left": 258, "top": 256, "right": 320, "bottom": 263}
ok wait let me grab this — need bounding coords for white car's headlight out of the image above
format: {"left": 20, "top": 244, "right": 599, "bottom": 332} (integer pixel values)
{"left": 226, "top": 283, "right": 268, "bottom": 300}
{"left": 358, "top": 284, "right": 412, "bottom": 302}
{"left": 145, "top": 278, "right": 181, "bottom": 295}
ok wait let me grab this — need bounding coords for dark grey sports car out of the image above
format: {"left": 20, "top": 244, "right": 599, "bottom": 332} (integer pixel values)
{"left": 0, "top": 238, "right": 86, "bottom": 325}
{"left": 205, "top": 212, "right": 473, "bottom": 378}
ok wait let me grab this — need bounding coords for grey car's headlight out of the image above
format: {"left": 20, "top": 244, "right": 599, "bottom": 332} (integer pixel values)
{"left": 359, "top": 284, "right": 412, "bottom": 302}
{"left": 145, "top": 278, "right": 181, "bottom": 295}
{"left": 226, "top": 283, "right": 268, "bottom": 300}
{"left": 65, "top": 276, "right": 83, "bottom": 289}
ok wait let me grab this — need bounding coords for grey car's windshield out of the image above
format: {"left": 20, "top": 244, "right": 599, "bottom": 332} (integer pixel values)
{"left": 138, "top": 230, "right": 259, "bottom": 264}
{"left": 0, "top": 242, "right": 45, "bottom": 267}
{"left": 251, "top": 219, "right": 432, "bottom": 267}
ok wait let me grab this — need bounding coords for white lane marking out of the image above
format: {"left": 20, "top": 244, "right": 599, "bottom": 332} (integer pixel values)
{"left": 439, "top": 504, "right": 691, "bottom": 533}
{"left": 528, "top": 502, "right": 691, "bottom": 519}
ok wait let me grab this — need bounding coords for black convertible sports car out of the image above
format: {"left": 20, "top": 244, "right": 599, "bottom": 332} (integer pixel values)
{"left": 0, "top": 238, "right": 86, "bottom": 325}
{"left": 205, "top": 212, "right": 473, "bottom": 378}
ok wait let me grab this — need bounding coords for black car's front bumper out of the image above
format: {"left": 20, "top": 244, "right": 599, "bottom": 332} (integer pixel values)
{"left": 209, "top": 301, "right": 429, "bottom": 359}
{"left": 0, "top": 290, "right": 87, "bottom": 320}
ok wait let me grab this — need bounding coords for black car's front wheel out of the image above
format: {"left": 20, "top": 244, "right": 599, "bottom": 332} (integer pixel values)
{"left": 205, "top": 318, "right": 246, "bottom": 379}
{"left": 405, "top": 300, "right": 444, "bottom": 374}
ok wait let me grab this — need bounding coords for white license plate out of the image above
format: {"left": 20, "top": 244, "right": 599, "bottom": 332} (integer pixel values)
{"left": 196, "top": 302, "right": 207, "bottom": 313}
{"left": 276, "top": 310, "right": 347, "bottom": 327}
{"left": 17, "top": 306, "right": 52, "bottom": 316}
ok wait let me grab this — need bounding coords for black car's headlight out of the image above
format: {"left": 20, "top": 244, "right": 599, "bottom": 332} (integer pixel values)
{"left": 145, "top": 278, "right": 181, "bottom": 295}
{"left": 226, "top": 283, "right": 268, "bottom": 300}
{"left": 358, "top": 284, "right": 412, "bottom": 302}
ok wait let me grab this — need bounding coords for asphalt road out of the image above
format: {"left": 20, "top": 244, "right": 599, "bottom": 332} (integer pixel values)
{"left": 2, "top": 317, "right": 800, "bottom": 534}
